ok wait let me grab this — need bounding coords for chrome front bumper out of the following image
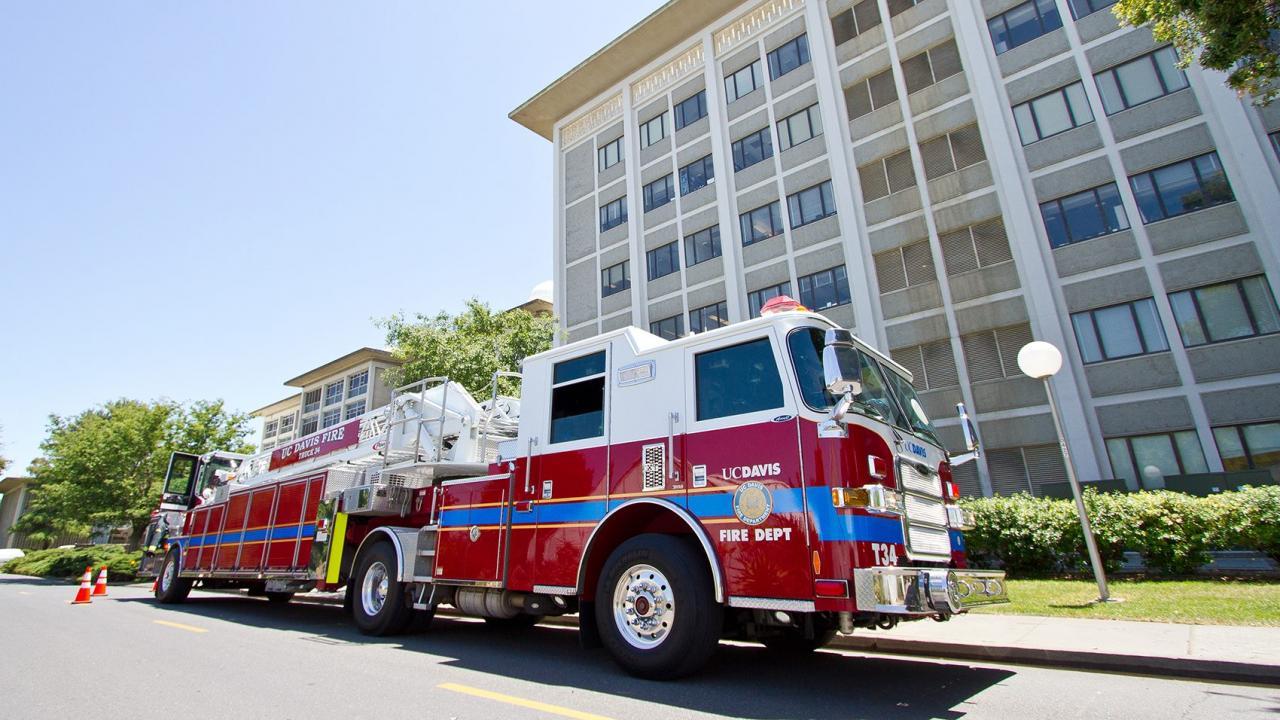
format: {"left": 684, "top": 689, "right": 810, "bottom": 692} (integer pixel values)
{"left": 853, "top": 566, "right": 1008, "bottom": 615}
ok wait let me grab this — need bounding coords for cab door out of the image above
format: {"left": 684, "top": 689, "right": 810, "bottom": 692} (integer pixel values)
{"left": 682, "top": 331, "right": 811, "bottom": 601}
{"left": 160, "top": 453, "right": 199, "bottom": 511}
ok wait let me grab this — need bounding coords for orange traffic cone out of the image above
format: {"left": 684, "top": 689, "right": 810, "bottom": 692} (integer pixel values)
{"left": 150, "top": 575, "right": 158, "bottom": 593}
{"left": 70, "top": 566, "right": 93, "bottom": 605}
{"left": 92, "top": 566, "right": 109, "bottom": 597}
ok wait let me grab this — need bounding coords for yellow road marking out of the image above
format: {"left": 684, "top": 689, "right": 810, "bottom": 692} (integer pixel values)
{"left": 153, "top": 619, "right": 208, "bottom": 634}
{"left": 437, "top": 682, "right": 613, "bottom": 720}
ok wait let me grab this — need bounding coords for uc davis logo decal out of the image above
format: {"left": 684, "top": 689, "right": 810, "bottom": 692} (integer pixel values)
{"left": 733, "top": 481, "right": 773, "bottom": 526}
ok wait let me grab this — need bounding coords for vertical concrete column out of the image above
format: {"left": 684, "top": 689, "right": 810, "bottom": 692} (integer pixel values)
{"left": 702, "top": 30, "right": 747, "bottom": 324}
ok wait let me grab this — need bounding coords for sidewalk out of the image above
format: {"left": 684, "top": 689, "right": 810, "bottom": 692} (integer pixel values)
{"left": 278, "top": 588, "right": 1279, "bottom": 686}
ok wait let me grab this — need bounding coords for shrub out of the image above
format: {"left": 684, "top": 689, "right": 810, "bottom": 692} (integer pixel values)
{"left": 962, "top": 486, "right": 1277, "bottom": 576}
{"left": 2, "top": 544, "right": 141, "bottom": 581}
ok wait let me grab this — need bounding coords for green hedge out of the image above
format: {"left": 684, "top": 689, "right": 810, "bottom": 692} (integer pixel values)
{"left": 960, "top": 486, "right": 1280, "bottom": 576}
{"left": 1, "top": 544, "right": 142, "bottom": 582}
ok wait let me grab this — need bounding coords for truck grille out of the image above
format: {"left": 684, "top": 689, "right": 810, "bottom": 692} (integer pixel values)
{"left": 898, "top": 460, "right": 951, "bottom": 561}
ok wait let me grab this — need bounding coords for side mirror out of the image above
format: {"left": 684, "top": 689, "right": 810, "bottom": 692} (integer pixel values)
{"left": 958, "top": 402, "right": 979, "bottom": 452}
{"left": 822, "top": 329, "right": 863, "bottom": 399}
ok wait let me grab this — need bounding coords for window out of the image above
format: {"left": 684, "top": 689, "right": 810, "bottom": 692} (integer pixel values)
{"left": 844, "top": 69, "right": 898, "bottom": 120}
{"left": 1071, "top": 298, "right": 1169, "bottom": 363}
{"left": 1095, "top": 47, "right": 1189, "bottom": 114}
{"left": 1013, "top": 82, "right": 1094, "bottom": 144}
{"left": 639, "top": 112, "right": 667, "bottom": 148}
{"left": 767, "top": 34, "right": 810, "bottom": 80}
{"left": 988, "top": 0, "right": 1062, "bottom": 55}
{"left": 886, "top": 0, "right": 925, "bottom": 16}
{"left": 347, "top": 370, "right": 368, "bottom": 398}
{"left": 599, "top": 196, "right": 627, "bottom": 231}
{"left": 1168, "top": 276, "right": 1280, "bottom": 347}
{"left": 322, "top": 407, "right": 342, "bottom": 429}
{"left": 890, "top": 339, "right": 960, "bottom": 391}
{"left": 858, "top": 150, "right": 916, "bottom": 201}
{"left": 788, "top": 328, "right": 835, "bottom": 411}
{"left": 732, "top": 127, "right": 773, "bottom": 171}
{"left": 279, "top": 415, "right": 295, "bottom": 434}
{"left": 550, "top": 352, "right": 606, "bottom": 444}
{"left": 900, "top": 40, "right": 963, "bottom": 94}
{"left": 303, "top": 388, "right": 322, "bottom": 414}
{"left": 696, "top": 338, "right": 784, "bottom": 421}
{"left": 679, "top": 155, "right": 714, "bottom": 195}
{"left": 1067, "top": 0, "right": 1116, "bottom": 19}
{"left": 598, "top": 136, "right": 623, "bottom": 172}
{"left": 650, "top": 315, "right": 683, "bottom": 340}
{"left": 938, "top": 218, "right": 1014, "bottom": 275}
{"left": 1106, "top": 431, "right": 1208, "bottom": 487}
{"left": 725, "top": 60, "right": 763, "bottom": 102}
{"left": 749, "top": 282, "right": 792, "bottom": 318}
{"left": 799, "top": 266, "right": 852, "bottom": 310}
{"left": 831, "top": 1, "right": 881, "bottom": 46}
{"left": 646, "top": 242, "right": 679, "bottom": 281}
{"left": 344, "top": 400, "right": 365, "bottom": 420}
{"left": 739, "top": 201, "right": 784, "bottom": 246}
{"left": 874, "top": 241, "right": 936, "bottom": 292}
{"left": 264, "top": 420, "right": 278, "bottom": 438}
{"left": 777, "top": 104, "right": 823, "bottom": 151}
{"left": 690, "top": 301, "right": 729, "bottom": 333}
{"left": 643, "top": 174, "right": 675, "bottom": 212}
{"left": 961, "top": 323, "right": 1034, "bottom": 381}
{"left": 300, "top": 415, "right": 318, "bottom": 436}
{"left": 787, "top": 180, "right": 836, "bottom": 228}
{"left": 1040, "top": 183, "right": 1129, "bottom": 248}
{"left": 1213, "top": 422, "right": 1280, "bottom": 472}
{"left": 324, "top": 381, "right": 343, "bottom": 407}
{"left": 674, "top": 90, "right": 707, "bottom": 131}
{"left": 684, "top": 225, "right": 722, "bottom": 266}
{"left": 1271, "top": 131, "right": 1280, "bottom": 160}
{"left": 1130, "top": 152, "right": 1234, "bottom": 223}
{"left": 601, "top": 261, "right": 630, "bottom": 298}
{"left": 919, "top": 124, "right": 986, "bottom": 180}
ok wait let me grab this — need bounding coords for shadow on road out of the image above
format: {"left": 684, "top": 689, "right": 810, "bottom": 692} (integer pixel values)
{"left": 110, "top": 588, "right": 1015, "bottom": 720}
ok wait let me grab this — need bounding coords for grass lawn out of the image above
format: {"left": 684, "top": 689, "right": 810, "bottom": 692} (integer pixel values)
{"left": 971, "top": 578, "right": 1280, "bottom": 626}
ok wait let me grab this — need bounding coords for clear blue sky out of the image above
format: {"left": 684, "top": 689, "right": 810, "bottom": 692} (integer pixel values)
{"left": 0, "top": 1, "right": 663, "bottom": 473}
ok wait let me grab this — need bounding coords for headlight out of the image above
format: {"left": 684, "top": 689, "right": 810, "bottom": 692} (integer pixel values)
{"left": 831, "top": 485, "right": 900, "bottom": 515}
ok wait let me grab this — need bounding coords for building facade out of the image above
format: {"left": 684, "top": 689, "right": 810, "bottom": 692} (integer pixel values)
{"left": 251, "top": 348, "right": 402, "bottom": 451}
{"left": 511, "top": 0, "right": 1280, "bottom": 496}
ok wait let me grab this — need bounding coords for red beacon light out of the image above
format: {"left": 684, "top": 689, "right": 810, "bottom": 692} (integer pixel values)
{"left": 759, "top": 295, "right": 809, "bottom": 315}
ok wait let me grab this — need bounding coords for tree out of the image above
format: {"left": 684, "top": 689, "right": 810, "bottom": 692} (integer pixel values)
{"left": 16, "top": 399, "right": 254, "bottom": 547}
{"left": 1113, "top": 0, "right": 1280, "bottom": 104}
{"left": 381, "top": 299, "right": 558, "bottom": 399}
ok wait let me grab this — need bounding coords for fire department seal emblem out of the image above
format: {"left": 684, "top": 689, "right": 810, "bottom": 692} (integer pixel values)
{"left": 733, "top": 481, "right": 773, "bottom": 526}
{"left": 468, "top": 525, "right": 481, "bottom": 542}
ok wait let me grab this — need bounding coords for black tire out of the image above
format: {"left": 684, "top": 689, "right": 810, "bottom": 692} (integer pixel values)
{"left": 595, "top": 534, "right": 722, "bottom": 680}
{"left": 155, "top": 548, "right": 193, "bottom": 604}
{"left": 484, "top": 614, "right": 540, "bottom": 631}
{"left": 265, "top": 592, "right": 294, "bottom": 604}
{"left": 350, "top": 541, "right": 413, "bottom": 636}
{"left": 762, "top": 625, "right": 837, "bottom": 654}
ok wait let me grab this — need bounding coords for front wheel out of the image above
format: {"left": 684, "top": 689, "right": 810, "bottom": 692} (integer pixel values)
{"left": 155, "top": 549, "right": 192, "bottom": 604}
{"left": 351, "top": 542, "right": 413, "bottom": 636}
{"left": 595, "top": 534, "right": 722, "bottom": 680}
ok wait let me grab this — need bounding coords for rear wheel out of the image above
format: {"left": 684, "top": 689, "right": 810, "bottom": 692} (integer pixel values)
{"left": 595, "top": 534, "right": 722, "bottom": 680}
{"left": 351, "top": 542, "right": 413, "bottom": 636}
{"left": 155, "top": 548, "right": 192, "bottom": 604}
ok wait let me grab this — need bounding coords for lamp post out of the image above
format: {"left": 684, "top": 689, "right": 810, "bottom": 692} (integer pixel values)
{"left": 1016, "top": 341, "right": 1112, "bottom": 603}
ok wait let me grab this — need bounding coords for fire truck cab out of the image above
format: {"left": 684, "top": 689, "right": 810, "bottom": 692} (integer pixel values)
{"left": 140, "top": 309, "right": 1007, "bottom": 679}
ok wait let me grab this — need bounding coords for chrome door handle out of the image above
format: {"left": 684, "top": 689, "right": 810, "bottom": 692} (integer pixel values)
{"left": 668, "top": 412, "right": 680, "bottom": 481}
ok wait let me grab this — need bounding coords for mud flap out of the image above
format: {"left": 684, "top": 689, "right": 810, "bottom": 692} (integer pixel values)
{"left": 578, "top": 601, "right": 602, "bottom": 649}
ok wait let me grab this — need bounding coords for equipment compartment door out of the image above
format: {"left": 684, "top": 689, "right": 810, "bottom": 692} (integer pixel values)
{"left": 214, "top": 492, "right": 250, "bottom": 570}
{"left": 195, "top": 503, "right": 225, "bottom": 572}
{"left": 238, "top": 486, "right": 277, "bottom": 571}
{"left": 266, "top": 478, "right": 309, "bottom": 570}
{"left": 435, "top": 476, "right": 509, "bottom": 584}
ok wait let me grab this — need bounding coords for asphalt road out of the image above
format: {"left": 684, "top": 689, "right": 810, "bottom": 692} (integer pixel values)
{"left": 2, "top": 573, "right": 1276, "bottom": 720}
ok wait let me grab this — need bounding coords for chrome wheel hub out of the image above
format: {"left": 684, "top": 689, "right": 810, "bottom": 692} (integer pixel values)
{"left": 613, "top": 564, "right": 674, "bottom": 649}
{"left": 361, "top": 561, "right": 390, "bottom": 616}
{"left": 161, "top": 557, "right": 176, "bottom": 592}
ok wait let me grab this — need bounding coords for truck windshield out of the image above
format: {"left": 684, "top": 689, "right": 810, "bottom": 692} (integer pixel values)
{"left": 787, "top": 327, "right": 941, "bottom": 447}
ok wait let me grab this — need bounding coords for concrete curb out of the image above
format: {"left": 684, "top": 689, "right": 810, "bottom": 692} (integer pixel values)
{"left": 276, "top": 591, "right": 1279, "bottom": 687}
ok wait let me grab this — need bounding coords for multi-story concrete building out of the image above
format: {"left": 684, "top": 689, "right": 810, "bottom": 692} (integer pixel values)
{"left": 251, "top": 348, "right": 402, "bottom": 451}
{"left": 510, "top": 0, "right": 1280, "bottom": 496}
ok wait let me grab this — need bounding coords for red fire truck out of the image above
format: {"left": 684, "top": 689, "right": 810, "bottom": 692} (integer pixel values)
{"left": 138, "top": 306, "right": 1007, "bottom": 678}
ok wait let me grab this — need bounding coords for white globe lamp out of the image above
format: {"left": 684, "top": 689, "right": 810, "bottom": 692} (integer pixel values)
{"left": 1017, "top": 340, "right": 1063, "bottom": 380}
